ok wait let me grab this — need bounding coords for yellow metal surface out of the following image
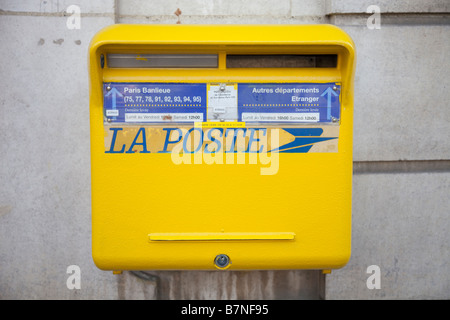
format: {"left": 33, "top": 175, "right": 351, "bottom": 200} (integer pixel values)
{"left": 89, "top": 25, "right": 356, "bottom": 271}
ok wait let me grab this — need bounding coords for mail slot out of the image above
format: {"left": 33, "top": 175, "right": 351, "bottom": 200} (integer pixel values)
{"left": 89, "top": 25, "right": 356, "bottom": 271}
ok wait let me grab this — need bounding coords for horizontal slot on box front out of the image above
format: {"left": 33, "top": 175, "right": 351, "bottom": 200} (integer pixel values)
{"left": 148, "top": 232, "right": 295, "bottom": 241}
{"left": 226, "top": 54, "right": 337, "bottom": 68}
{"left": 107, "top": 54, "right": 218, "bottom": 68}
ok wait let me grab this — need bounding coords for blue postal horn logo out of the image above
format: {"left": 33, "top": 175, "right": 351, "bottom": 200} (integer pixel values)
{"left": 270, "top": 128, "right": 337, "bottom": 153}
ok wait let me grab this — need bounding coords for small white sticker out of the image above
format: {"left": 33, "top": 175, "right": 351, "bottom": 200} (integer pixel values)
{"left": 207, "top": 84, "right": 238, "bottom": 120}
{"left": 106, "top": 109, "right": 119, "bottom": 117}
{"left": 125, "top": 113, "right": 203, "bottom": 122}
{"left": 241, "top": 112, "right": 320, "bottom": 122}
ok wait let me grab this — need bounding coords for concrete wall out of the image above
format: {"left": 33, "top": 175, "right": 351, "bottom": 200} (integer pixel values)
{"left": 0, "top": 0, "right": 448, "bottom": 300}
{"left": 325, "top": 1, "right": 450, "bottom": 299}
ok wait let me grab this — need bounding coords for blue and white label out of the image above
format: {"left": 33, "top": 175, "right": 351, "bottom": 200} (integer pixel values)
{"left": 103, "top": 83, "right": 207, "bottom": 123}
{"left": 237, "top": 83, "right": 340, "bottom": 123}
{"left": 103, "top": 82, "right": 340, "bottom": 124}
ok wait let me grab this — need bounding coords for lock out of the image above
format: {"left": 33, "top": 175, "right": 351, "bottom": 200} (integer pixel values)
{"left": 214, "top": 254, "right": 231, "bottom": 269}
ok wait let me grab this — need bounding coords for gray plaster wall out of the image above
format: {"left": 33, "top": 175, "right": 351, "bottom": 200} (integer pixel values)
{"left": 0, "top": 0, "right": 448, "bottom": 300}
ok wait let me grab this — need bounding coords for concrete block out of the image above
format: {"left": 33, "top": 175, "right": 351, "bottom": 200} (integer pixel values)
{"left": 291, "top": 0, "right": 327, "bottom": 17}
{"left": 0, "top": 14, "right": 114, "bottom": 299}
{"left": 118, "top": 0, "right": 291, "bottom": 17}
{"left": 340, "top": 24, "right": 450, "bottom": 161}
{"left": 0, "top": 0, "right": 115, "bottom": 14}
{"left": 118, "top": 14, "right": 328, "bottom": 24}
{"left": 326, "top": 172, "right": 450, "bottom": 299}
{"left": 328, "top": 0, "right": 450, "bottom": 14}
{"left": 115, "top": 270, "right": 323, "bottom": 299}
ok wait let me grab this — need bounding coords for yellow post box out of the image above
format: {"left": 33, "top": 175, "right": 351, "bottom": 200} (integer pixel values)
{"left": 89, "top": 25, "right": 356, "bottom": 271}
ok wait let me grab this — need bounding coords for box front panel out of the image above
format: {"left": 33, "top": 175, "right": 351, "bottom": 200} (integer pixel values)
{"left": 89, "top": 27, "right": 354, "bottom": 271}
